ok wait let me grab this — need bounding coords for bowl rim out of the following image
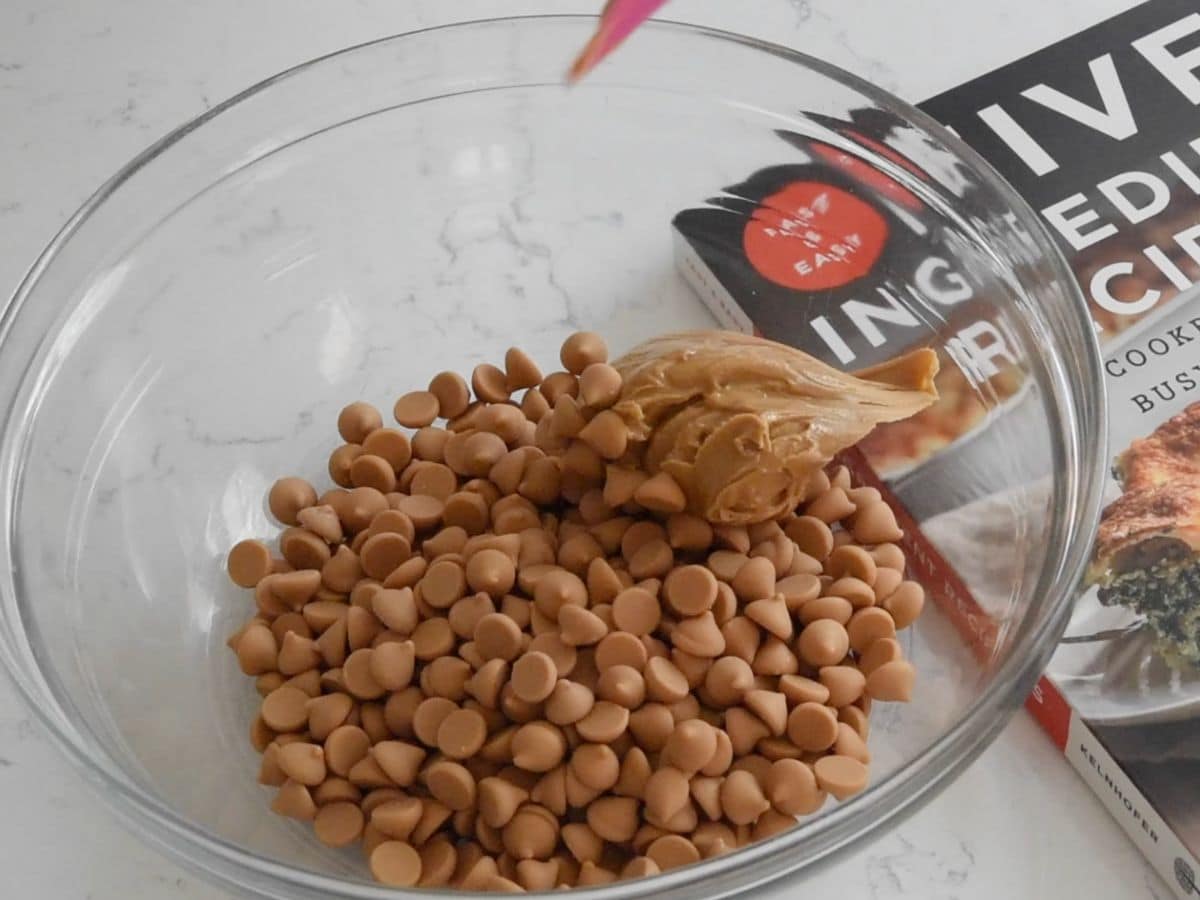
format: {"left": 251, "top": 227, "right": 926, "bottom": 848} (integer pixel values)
{"left": 0, "top": 13, "right": 1108, "bottom": 899}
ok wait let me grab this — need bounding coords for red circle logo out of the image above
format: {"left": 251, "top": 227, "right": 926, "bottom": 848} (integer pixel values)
{"left": 743, "top": 181, "right": 888, "bottom": 291}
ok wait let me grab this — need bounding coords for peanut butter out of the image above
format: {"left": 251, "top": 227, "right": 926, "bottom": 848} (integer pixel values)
{"left": 611, "top": 331, "right": 939, "bottom": 525}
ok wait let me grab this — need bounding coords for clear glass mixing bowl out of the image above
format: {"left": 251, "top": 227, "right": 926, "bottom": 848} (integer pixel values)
{"left": 0, "top": 15, "right": 1106, "bottom": 900}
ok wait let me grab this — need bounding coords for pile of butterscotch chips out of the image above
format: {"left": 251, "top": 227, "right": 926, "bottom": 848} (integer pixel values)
{"left": 226, "top": 332, "right": 923, "bottom": 889}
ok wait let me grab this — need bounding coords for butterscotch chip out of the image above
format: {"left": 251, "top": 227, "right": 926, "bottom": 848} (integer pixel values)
{"left": 725, "top": 557, "right": 771, "bottom": 603}
{"left": 853, "top": 501, "right": 904, "bottom": 544}
{"left": 872, "top": 566, "right": 903, "bottom": 602}
{"left": 596, "top": 664, "right": 645, "bottom": 709}
{"left": 716, "top": 769, "right": 768, "bottom": 826}
{"left": 490, "top": 449, "right": 529, "bottom": 496}
{"left": 358, "top": 430, "right": 411, "bottom": 474}
{"left": 521, "top": 386, "right": 553, "bottom": 423}
{"left": 276, "top": 741, "right": 326, "bottom": 786}
{"left": 419, "top": 559, "right": 465, "bottom": 609}
{"left": 324, "top": 724, "right": 372, "bottom": 776}
{"left": 394, "top": 390, "right": 440, "bottom": 428}
{"left": 586, "top": 796, "right": 638, "bottom": 842}
{"left": 371, "top": 840, "right": 423, "bottom": 886}
{"left": 860, "top": 639, "right": 903, "bottom": 678}
{"left": 421, "top": 655, "right": 472, "bottom": 701}
{"left": 358, "top": 532, "right": 410, "bottom": 581}
{"left": 532, "top": 567, "right": 587, "bottom": 620}
{"left": 603, "top": 466, "right": 647, "bottom": 508}
{"left": 882, "top": 581, "right": 925, "bottom": 629}
{"left": 558, "top": 532, "right": 604, "bottom": 575}
{"left": 448, "top": 592, "right": 495, "bottom": 639}
{"left": 476, "top": 776, "right": 529, "bottom": 829}
{"left": 865, "top": 659, "right": 916, "bottom": 701}
{"left": 370, "top": 797, "right": 422, "bottom": 841}
{"left": 340, "top": 648, "right": 385, "bottom": 700}
{"left": 799, "top": 595, "right": 854, "bottom": 626}
{"left": 643, "top": 655, "right": 690, "bottom": 704}
{"left": 745, "top": 597, "right": 793, "bottom": 641}
{"left": 748, "top": 636, "right": 796, "bottom": 677}
{"left": 633, "top": 472, "right": 686, "bottom": 514}
{"left": 846, "top": 606, "right": 897, "bottom": 653}
{"left": 413, "top": 799, "right": 455, "bottom": 845}
{"left": 412, "top": 426, "right": 451, "bottom": 462}
{"left": 333, "top": 401, "right": 380, "bottom": 445}
{"left": 526, "top": 633, "right": 577, "bottom": 678}
{"left": 272, "top": 780, "right": 317, "bottom": 820}
{"left": 671, "top": 612, "right": 725, "bottom": 658}
{"left": 707, "top": 550, "right": 748, "bottom": 584}
{"left": 646, "top": 834, "right": 701, "bottom": 871}
{"left": 862, "top": 549, "right": 902, "bottom": 580}
{"left": 412, "top": 696, "right": 458, "bottom": 747}
{"left": 461, "top": 548, "right": 514, "bottom": 598}
{"left": 512, "top": 722, "right": 567, "bottom": 772}
{"left": 307, "top": 693, "right": 354, "bottom": 742}
{"left": 310, "top": 800, "right": 364, "bottom": 848}
{"left": 813, "top": 754, "right": 869, "bottom": 800}
{"left": 557, "top": 605, "right": 608, "bottom": 647}
{"left": 372, "top": 742, "right": 427, "bottom": 788}
{"left": 595, "top": 631, "right": 648, "bottom": 672}
{"left": 469, "top": 363, "right": 509, "bottom": 403}
{"left": 570, "top": 701, "right": 626, "bottom": 744}
{"left": 414, "top": 837, "right": 457, "bottom": 887}
{"left": 660, "top": 718, "right": 716, "bottom": 774}
{"left": 742, "top": 690, "right": 788, "bottom": 737}
{"left": 628, "top": 540, "right": 676, "bottom": 580}
{"left": 462, "top": 658, "right": 506, "bottom": 710}
{"left": 261, "top": 685, "right": 309, "bottom": 732}
{"left": 560, "top": 332, "right": 608, "bottom": 374}
{"left": 786, "top": 702, "right": 839, "bottom": 752}
{"left": 277, "top": 631, "right": 321, "bottom": 675}
{"left": 528, "top": 765, "right": 567, "bottom": 817}
{"left": 236, "top": 625, "right": 278, "bottom": 676}
{"left": 543, "top": 679, "right": 595, "bottom": 726}
{"left": 550, "top": 395, "right": 587, "bottom": 440}
{"left": 279, "top": 528, "right": 332, "bottom": 572}
{"left": 572, "top": 360, "right": 620, "bottom": 407}
{"left": 422, "top": 371, "right": 469, "bottom": 420}
{"left": 805, "top": 487, "right": 856, "bottom": 523}
{"left": 512, "top": 651, "right": 559, "bottom": 703}
{"left": 642, "top": 765, "right": 689, "bottom": 823}
{"left": 701, "top": 655, "right": 753, "bottom": 708}
{"left": 351, "top": 454, "right": 398, "bottom": 493}
{"left": 424, "top": 760, "right": 477, "bottom": 811}
{"left": 724, "top": 705, "right": 771, "bottom": 756}
{"left": 834, "top": 721, "right": 871, "bottom": 764}
{"left": 576, "top": 410, "right": 627, "bottom": 461}
{"left": 701, "top": 730, "right": 733, "bottom": 777}
{"left": 269, "top": 477, "right": 318, "bottom": 526}
{"left": 797, "top": 619, "right": 850, "bottom": 667}
{"left": 392, "top": 494, "right": 444, "bottom": 533}
{"left": 610, "top": 587, "right": 660, "bottom": 636}
{"left": 295, "top": 506, "right": 343, "bottom": 547}
{"left": 662, "top": 565, "right": 718, "bottom": 616}
{"left": 228, "top": 540, "right": 273, "bottom": 588}
{"left": 469, "top": 612, "right": 521, "bottom": 662}
{"left": 828, "top": 544, "right": 877, "bottom": 586}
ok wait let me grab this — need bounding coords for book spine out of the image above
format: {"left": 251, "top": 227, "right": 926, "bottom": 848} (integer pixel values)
{"left": 1027, "top": 678, "right": 1199, "bottom": 900}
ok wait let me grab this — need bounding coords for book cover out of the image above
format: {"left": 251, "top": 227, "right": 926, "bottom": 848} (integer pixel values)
{"left": 672, "top": 1, "right": 1200, "bottom": 895}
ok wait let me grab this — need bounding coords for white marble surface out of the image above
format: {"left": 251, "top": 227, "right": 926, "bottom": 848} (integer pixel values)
{"left": 0, "top": 0, "right": 1170, "bottom": 898}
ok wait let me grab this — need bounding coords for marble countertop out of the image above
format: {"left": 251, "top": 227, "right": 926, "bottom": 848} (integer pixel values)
{"left": 0, "top": 0, "right": 1171, "bottom": 897}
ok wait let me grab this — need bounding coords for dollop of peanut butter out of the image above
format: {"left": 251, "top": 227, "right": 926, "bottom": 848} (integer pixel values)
{"left": 611, "top": 331, "right": 939, "bottom": 525}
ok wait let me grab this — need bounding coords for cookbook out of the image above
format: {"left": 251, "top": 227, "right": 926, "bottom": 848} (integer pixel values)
{"left": 673, "top": 0, "right": 1200, "bottom": 895}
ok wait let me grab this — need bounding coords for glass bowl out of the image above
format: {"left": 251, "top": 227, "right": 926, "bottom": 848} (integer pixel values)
{"left": 0, "top": 15, "right": 1106, "bottom": 900}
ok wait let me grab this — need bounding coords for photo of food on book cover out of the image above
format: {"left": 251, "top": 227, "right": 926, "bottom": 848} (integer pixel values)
{"left": 672, "top": 1, "right": 1199, "bottom": 895}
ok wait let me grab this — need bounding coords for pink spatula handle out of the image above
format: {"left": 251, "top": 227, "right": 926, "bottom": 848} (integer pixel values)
{"left": 569, "top": 0, "right": 671, "bottom": 82}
